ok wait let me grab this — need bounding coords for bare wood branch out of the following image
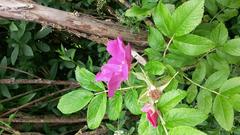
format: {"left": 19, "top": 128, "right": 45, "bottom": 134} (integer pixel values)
{"left": 0, "top": 79, "right": 79, "bottom": 86}
{"left": 0, "top": 0, "right": 147, "bottom": 47}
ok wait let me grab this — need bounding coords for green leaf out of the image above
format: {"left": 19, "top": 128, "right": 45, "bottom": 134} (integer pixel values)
{"left": 124, "top": 89, "right": 141, "bottom": 115}
{"left": 148, "top": 27, "right": 164, "bottom": 51}
{"left": 125, "top": 5, "right": 151, "bottom": 19}
{"left": 204, "top": 70, "right": 229, "bottom": 90}
{"left": 57, "top": 89, "right": 93, "bottom": 114}
{"left": 17, "top": 93, "right": 36, "bottom": 105}
{"left": 34, "top": 26, "right": 52, "bottom": 39}
{"left": 210, "top": 23, "right": 228, "bottom": 45}
{"left": 9, "top": 22, "right": 18, "bottom": 32}
{"left": 144, "top": 61, "right": 165, "bottom": 75}
{"left": 207, "top": 53, "right": 229, "bottom": 71}
{"left": 138, "top": 114, "right": 163, "bottom": 135}
{"left": 144, "top": 48, "right": 162, "bottom": 61}
{"left": 229, "top": 94, "right": 240, "bottom": 112}
{"left": 107, "top": 92, "right": 123, "bottom": 120}
{"left": 205, "top": 0, "right": 218, "bottom": 16}
{"left": 173, "top": 34, "right": 215, "bottom": 56}
{"left": 216, "top": 0, "right": 240, "bottom": 8}
{"left": 213, "top": 95, "right": 234, "bottom": 131}
{"left": 0, "top": 85, "right": 11, "bottom": 98}
{"left": 169, "top": 126, "right": 207, "bottom": 135}
{"left": 11, "top": 46, "right": 19, "bottom": 65}
{"left": 223, "top": 38, "right": 240, "bottom": 56}
{"left": 75, "top": 67, "right": 105, "bottom": 91}
{"left": 23, "top": 45, "right": 34, "bottom": 56}
{"left": 0, "top": 56, "right": 7, "bottom": 77}
{"left": 172, "top": 0, "right": 204, "bottom": 36}
{"left": 153, "top": 2, "right": 173, "bottom": 36}
{"left": 165, "top": 108, "right": 208, "bottom": 128}
{"left": 36, "top": 41, "right": 50, "bottom": 52}
{"left": 87, "top": 93, "right": 107, "bottom": 129}
{"left": 158, "top": 89, "right": 186, "bottom": 113}
{"left": 192, "top": 60, "right": 206, "bottom": 84}
{"left": 219, "top": 77, "right": 240, "bottom": 96}
{"left": 197, "top": 90, "right": 212, "bottom": 114}
{"left": 186, "top": 84, "right": 198, "bottom": 104}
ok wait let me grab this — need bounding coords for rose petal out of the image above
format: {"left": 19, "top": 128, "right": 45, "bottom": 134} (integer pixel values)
{"left": 107, "top": 37, "right": 125, "bottom": 59}
{"left": 108, "top": 73, "right": 122, "bottom": 97}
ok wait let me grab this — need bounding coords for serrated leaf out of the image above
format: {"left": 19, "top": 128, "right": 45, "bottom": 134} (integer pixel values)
{"left": 229, "top": 94, "right": 240, "bottom": 112}
{"left": 219, "top": 77, "right": 240, "bottom": 96}
{"left": 144, "top": 61, "right": 165, "bottom": 75}
{"left": 223, "top": 38, "right": 240, "bottom": 56}
{"left": 153, "top": 2, "right": 173, "bottom": 36}
{"left": 165, "top": 108, "right": 208, "bottom": 128}
{"left": 186, "top": 84, "right": 198, "bottom": 104}
{"left": 107, "top": 92, "right": 122, "bottom": 120}
{"left": 57, "top": 89, "right": 93, "bottom": 114}
{"left": 34, "top": 26, "right": 52, "bottom": 39}
{"left": 197, "top": 90, "right": 212, "bottom": 114}
{"left": 172, "top": 0, "right": 204, "bottom": 36}
{"left": 158, "top": 89, "right": 186, "bottom": 113}
{"left": 192, "top": 60, "right": 206, "bottom": 84}
{"left": 210, "top": 23, "right": 228, "bottom": 45}
{"left": 213, "top": 95, "right": 233, "bottom": 131}
{"left": 148, "top": 27, "right": 164, "bottom": 51}
{"left": 216, "top": 0, "right": 240, "bottom": 8}
{"left": 204, "top": 70, "right": 229, "bottom": 90}
{"left": 75, "top": 67, "right": 105, "bottom": 91}
{"left": 87, "top": 93, "right": 107, "bottom": 129}
{"left": 169, "top": 126, "right": 207, "bottom": 135}
{"left": 173, "top": 34, "right": 215, "bottom": 56}
{"left": 124, "top": 89, "right": 141, "bottom": 115}
{"left": 125, "top": 5, "right": 151, "bottom": 19}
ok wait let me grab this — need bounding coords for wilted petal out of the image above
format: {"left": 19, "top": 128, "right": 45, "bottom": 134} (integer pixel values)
{"left": 142, "top": 103, "right": 159, "bottom": 128}
{"left": 108, "top": 73, "right": 122, "bottom": 97}
{"left": 124, "top": 44, "right": 132, "bottom": 69}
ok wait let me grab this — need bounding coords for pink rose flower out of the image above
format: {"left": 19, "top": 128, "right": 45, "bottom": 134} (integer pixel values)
{"left": 96, "top": 37, "right": 132, "bottom": 97}
{"left": 142, "top": 103, "right": 159, "bottom": 128}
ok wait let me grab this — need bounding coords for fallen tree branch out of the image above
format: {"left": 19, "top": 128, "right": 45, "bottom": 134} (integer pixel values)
{"left": 0, "top": 0, "right": 147, "bottom": 47}
{"left": 0, "top": 79, "right": 79, "bottom": 86}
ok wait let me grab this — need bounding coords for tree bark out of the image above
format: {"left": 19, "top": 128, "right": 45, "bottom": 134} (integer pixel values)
{"left": 0, "top": 0, "right": 147, "bottom": 47}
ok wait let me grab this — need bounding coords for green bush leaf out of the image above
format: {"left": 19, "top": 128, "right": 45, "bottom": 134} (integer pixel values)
{"left": 223, "top": 38, "right": 240, "bottom": 56}
{"left": 213, "top": 95, "right": 234, "bottom": 131}
{"left": 158, "top": 89, "right": 186, "bottom": 113}
{"left": 172, "top": 0, "right": 204, "bottom": 36}
{"left": 153, "top": 2, "right": 173, "bottom": 36}
{"left": 210, "top": 23, "right": 228, "bottom": 45}
{"left": 34, "top": 26, "right": 52, "bottom": 39}
{"left": 11, "top": 46, "right": 19, "bottom": 65}
{"left": 192, "top": 60, "right": 206, "bottom": 84}
{"left": 0, "top": 85, "right": 11, "bottom": 98}
{"left": 75, "top": 67, "right": 105, "bottom": 91}
{"left": 148, "top": 27, "right": 164, "bottom": 51}
{"left": 87, "top": 93, "right": 107, "bottom": 129}
{"left": 197, "top": 90, "right": 212, "bottom": 114}
{"left": 57, "top": 89, "right": 93, "bottom": 114}
{"left": 216, "top": 0, "right": 240, "bottom": 8}
{"left": 165, "top": 108, "right": 208, "bottom": 128}
{"left": 229, "top": 94, "right": 240, "bottom": 112}
{"left": 204, "top": 70, "right": 229, "bottom": 90}
{"left": 173, "top": 34, "right": 215, "bottom": 56}
{"left": 124, "top": 89, "right": 141, "bottom": 115}
{"left": 125, "top": 5, "right": 151, "bottom": 19}
{"left": 107, "top": 92, "right": 122, "bottom": 120}
{"left": 144, "top": 61, "right": 165, "bottom": 75}
{"left": 186, "top": 84, "right": 198, "bottom": 104}
{"left": 23, "top": 45, "right": 34, "bottom": 56}
{"left": 0, "top": 56, "right": 7, "bottom": 77}
{"left": 219, "top": 77, "right": 240, "bottom": 96}
{"left": 169, "top": 126, "right": 207, "bottom": 135}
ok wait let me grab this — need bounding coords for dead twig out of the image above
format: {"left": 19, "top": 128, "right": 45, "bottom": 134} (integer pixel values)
{"left": 0, "top": 85, "right": 79, "bottom": 117}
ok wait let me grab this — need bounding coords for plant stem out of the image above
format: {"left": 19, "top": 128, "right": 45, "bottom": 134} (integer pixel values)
{"left": 183, "top": 74, "right": 221, "bottom": 95}
{"left": 158, "top": 113, "right": 169, "bottom": 135}
{"left": 163, "top": 36, "right": 174, "bottom": 58}
{"left": 94, "top": 85, "right": 145, "bottom": 95}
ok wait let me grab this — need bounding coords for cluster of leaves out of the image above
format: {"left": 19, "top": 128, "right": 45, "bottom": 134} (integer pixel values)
{"left": 57, "top": 0, "right": 240, "bottom": 134}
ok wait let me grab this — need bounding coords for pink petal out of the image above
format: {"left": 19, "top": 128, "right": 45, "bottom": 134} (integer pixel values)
{"left": 108, "top": 73, "right": 122, "bottom": 97}
{"left": 142, "top": 103, "right": 152, "bottom": 112}
{"left": 96, "top": 63, "right": 121, "bottom": 82}
{"left": 147, "top": 111, "right": 158, "bottom": 128}
{"left": 121, "top": 63, "right": 129, "bottom": 81}
{"left": 107, "top": 37, "right": 125, "bottom": 59}
{"left": 124, "top": 44, "right": 132, "bottom": 69}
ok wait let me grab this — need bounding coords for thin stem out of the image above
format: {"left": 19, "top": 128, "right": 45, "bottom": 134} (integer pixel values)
{"left": 163, "top": 36, "right": 174, "bottom": 58}
{"left": 210, "top": 7, "right": 226, "bottom": 23}
{"left": 183, "top": 74, "right": 221, "bottom": 95}
{"left": 94, "top": 85, "right": 145, "bottom": 95}
{"left": 158, "top": 113, "right": 169, "bottom": 135}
